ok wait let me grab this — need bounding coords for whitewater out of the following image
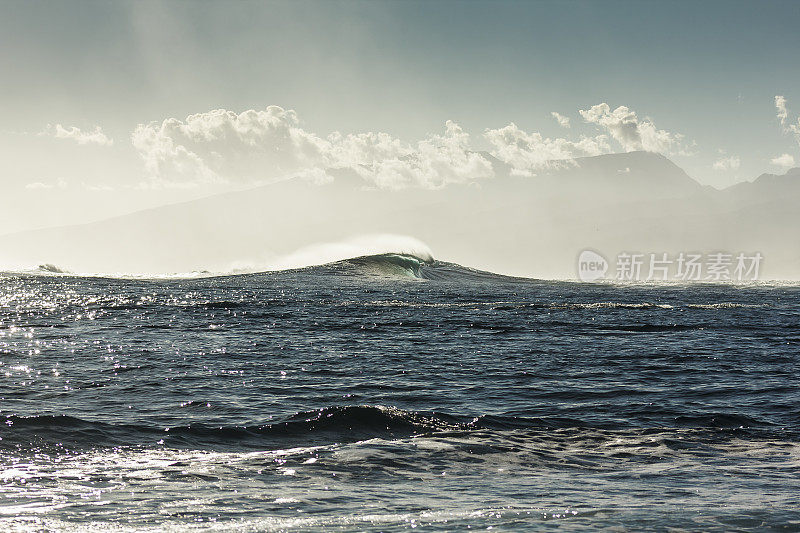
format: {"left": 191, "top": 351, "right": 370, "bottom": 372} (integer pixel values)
{"left": 1, "top": 252, "right": 799, "bottom": 531}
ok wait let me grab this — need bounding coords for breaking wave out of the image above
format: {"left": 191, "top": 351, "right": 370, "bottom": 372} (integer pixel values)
{"left": 0, "top": 252, "right": 523, "bottom": 283}
{"left": 274, "top": 252, "right": 531, "bottom": 283}
{"left": 3, "top": 246, "right": 528, "bottom": 284}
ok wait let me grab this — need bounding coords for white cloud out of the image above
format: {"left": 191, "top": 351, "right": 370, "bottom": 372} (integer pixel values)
{"left": 775, "top": 95, "right": 788, "bottom": 126}
{"left": 351, "top": 121, "right": 493, "bottom": 189}
{"left": 25, "top": 178, "right": 68, "bottom": 190}
{"left": 771, "top": 153, "right": 796, "bottom": 168}
{"left": 131, "top": 106, "right": 330, "bottom": 186}
{"left": 132, "top": 106, "right": 492, "bottom": 189}
{"left": 551, "top": 112, "right": 571, "bottom": 128}
{"left": 579, "top": 103, "right": 686, "bottom": 154}
{"left": 712, "top": 155, "right": 740, "bottom": 171}
{"left": 326, "top": 131, "right": 409, "bottom": 168}
{"left": 484, "top": 122, "right": 610, "bottom": 176}
{"left": 41, "top": 124, "right": 113, "bottom": 146}
{"left": 129, "top": 103, "right": 697, "bottom": 188}
{"left": 775, "top": 95, "right": 800, "bottom": 146}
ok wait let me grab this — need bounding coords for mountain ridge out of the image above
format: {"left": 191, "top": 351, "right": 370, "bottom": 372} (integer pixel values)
{"left": 1, "top": 151, "right": 798, "bottom": 278}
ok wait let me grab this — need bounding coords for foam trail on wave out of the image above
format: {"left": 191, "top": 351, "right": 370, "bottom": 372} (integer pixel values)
{"left": 228, "top": 234, "right": 434, "bottom": 274}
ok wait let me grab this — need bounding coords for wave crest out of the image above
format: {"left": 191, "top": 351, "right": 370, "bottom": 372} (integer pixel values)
{"left": 2, "top": 405, "right": 778, "bottom": 453}
{"left": 238, "top": 234, "right": 435, "bottom": 273}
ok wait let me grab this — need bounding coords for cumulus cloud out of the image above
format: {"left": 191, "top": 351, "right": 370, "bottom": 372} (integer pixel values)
{"left": 129, "top": 103, "right": 696, "bottom": 188}
{"left": 483, "top": 102, "right": 692, "bottom": 176}
{"left": 484, "top": 122, "right": 610, "bottom": 176}
{"left": 41, "top": 124, "right": 113, "bottom": 146}
{"left": 330, "top": 124, "right": 493, "bottom": 189}
{"left": 326, "top": 131, "right": 409, "bottom": 168}
{"left": 551, "top": 112, "right": 571, "bottom": 128}
{"left": 771, "top": 153, "right": 796, "bottom": 168}
{"left": 132, "top": 106, "right": 493, "bottom": 189}
{"left": 775, "top": 95, "right": 800, "bottom": 146}
{"left": 351, "top": 121, "right": 493, "bottom": 189}
{"left": 579, "top": 103, "right": 686, "bottom": 154}
{"left": 712, "top": 155, "right": 740, "bottom": 171}
{"left": 131, "top": 106, "right": 330, "bottom": 186}
{"left": 775, "top": 95, "right": 788, "bottom": 126}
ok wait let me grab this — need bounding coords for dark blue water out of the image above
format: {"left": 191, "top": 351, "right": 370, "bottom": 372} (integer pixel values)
{"left": 1, "top": 256, "right": 799, "bottom": 531}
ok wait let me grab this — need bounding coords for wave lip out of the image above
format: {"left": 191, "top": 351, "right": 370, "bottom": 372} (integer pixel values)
{"left": 336, "top": 252, "right": 432, "bottom": 279}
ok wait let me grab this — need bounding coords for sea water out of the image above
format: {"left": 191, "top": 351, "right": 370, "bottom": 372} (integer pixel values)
{"left": 1, "top": 256, "right": 799, "bottom": 531}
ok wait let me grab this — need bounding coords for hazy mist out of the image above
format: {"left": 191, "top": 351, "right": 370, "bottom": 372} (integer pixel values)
{"left": 1, "top": 0, "right": 799, "bottom": 280}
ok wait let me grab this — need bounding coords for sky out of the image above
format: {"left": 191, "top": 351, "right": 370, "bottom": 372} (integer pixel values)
{"left": 1, "top": 0, "right": 799, "bottom": 235}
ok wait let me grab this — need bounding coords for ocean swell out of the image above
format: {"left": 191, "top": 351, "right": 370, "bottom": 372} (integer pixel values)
{"left": 1, "top": 405, "right": 781, "bottom": 453}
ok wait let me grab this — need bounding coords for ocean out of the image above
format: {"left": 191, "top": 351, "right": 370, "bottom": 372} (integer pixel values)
{"left": 1, "top": 254, "right": 799, "bottom": 531}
